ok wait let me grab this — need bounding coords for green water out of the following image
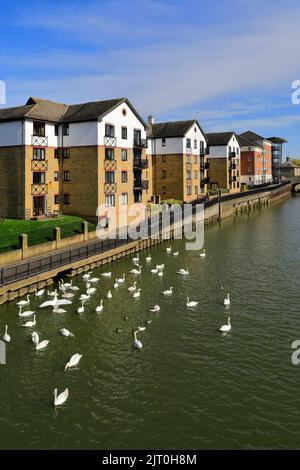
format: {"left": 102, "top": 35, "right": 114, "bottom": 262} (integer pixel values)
{"left": 1, "top": 195, "right": 300, "bottom": 450}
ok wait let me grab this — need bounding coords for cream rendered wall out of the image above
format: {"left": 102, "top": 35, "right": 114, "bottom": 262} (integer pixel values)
{"left": 24, "top": 120, "right": 59, "bottom": 147}
{"left": 98, "top": 102, "right": 146, "bottom": 147}
{"left": 208, "top": 145, "right": 228, "bottom": 158}
{"left": 185, "top": 124, "right": 207, "bottom": 155}
{"left": 0, "top": 121, "right": 23, "bottom": 146}
{"left": 63, "top": 122, "right": 98, "bottom": 147}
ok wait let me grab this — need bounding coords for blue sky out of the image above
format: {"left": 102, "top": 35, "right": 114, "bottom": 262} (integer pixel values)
{"left": 1, "top": 0, "right": 300, "bottom": 154}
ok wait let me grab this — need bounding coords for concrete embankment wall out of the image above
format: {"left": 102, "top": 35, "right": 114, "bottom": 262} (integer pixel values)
{"left": 0, "top": 183, "right": 291, "bottom": 305}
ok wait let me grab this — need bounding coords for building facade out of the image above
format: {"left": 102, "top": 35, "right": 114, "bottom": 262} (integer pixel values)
{"left": 239, "top": 131, "right": 272, "bottom": 187}
{"left": 0, "top": 97, "right": 152, "bottom": 223}
{"left": 206, "top": 132, "right": 241, "bottom": 193}
{"left": 147, "top": 118, "right": 209, "bottom": 203}
{"left": 268, "top": 137, "right": 288, "bottom": 183}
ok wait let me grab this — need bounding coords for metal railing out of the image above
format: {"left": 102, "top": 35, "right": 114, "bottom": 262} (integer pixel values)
{"left": 104, "top": 160, "right": 117, "bottom": 170}
{"left": 104, "top": 182, "right": 117, "bottom": 194}
{"left": 31, "top": 135, "right": 48, "bottom": 146}
{"left": 133, "top": 138, "right": 147, "bottom": 148}
{"left": 31, "top": 160, "right": 48, "bottom": 171}
{"left": 104, "top": 136, "right": 117, "bottom": 147}
{"left": 31, "top": 184, "right": 48, "bottom": 196}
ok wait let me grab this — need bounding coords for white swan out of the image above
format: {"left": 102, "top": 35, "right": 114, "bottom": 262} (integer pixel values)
{"left": 133, "top": 331, "right": 142, "bottom": 350}
{"left": 54, "top": 388, "right": 69, "bottom": 406}
{"left": 162, "top": 287, "right": 173, "bottom": 296}
{"left": 158, "top": 271, "right": 163, "bottom": 277}
{"left": 101, "top": 272, "right": 112, "bottom": 278}
{"left": 173, "top": 251, "right": 179, "bottom": 256}
{"left": 106, "top": 290, "right": 112, "bottom": 299}
{"left": 166, "top": 246, "right": 172, "bottom": 253}
{"left": 18, "top": 306, "right": 35, "bottom": 318}
{"left": 95, "top": 300, "right": 103, "bottom": 313}
{"left": 89, "top": 277, "right": 100, "bottom": 283}
{"left": 77, "top": 300, "right": 85, "bottom": 314}
{"left": 145, "top": 255, "right": 151, "bottom": 262}
{"left": 219, "top": 317, "right": 231, "bottom": 332}
{"left": 47, "top": 289, "right": 57, "bottom": 297}
{"left": 52, "top": 307, "right": 66, "bottom": 313}
{"left": 22, "top": 315, "right": 36, "bottom": 328}
{"left": 156, "top": 264, "right": 165, "bottom": 271}
{"left": 199, "top": 249, "right": 206, "bottom": 257}
{"left": 16, "top": 295, "right": 30, "bottom": 307}
{"left": 117, "top": 274, "right": 125, "bottom": 284}
{"left": 65, "top": 353, "right": 82, "bottom": 371}
{"left": 150, "top": 304, "right": 160, "bottom": 312}
{"left": 132, "top": 254, "right": 139, "bottom": 263}
{"left": 40, "top": 293, "right": 72, "bottom": 308}
{"left": 3, "top": 325, "right": 11, "bottom": 343}
{"left": 35, "top": 289, "right": 45, "bottom": 297}
{"left": 82, "top": 272, "right": 92, "bottom": 281}
{"left": 177, "top": 268, "right": 189, "bottom": 275}
{"left": 113, "top": 279, "right": 119, "bottom": 289}
{"left": 151, "top": 268, "right": 158, "bottom": 274}
{"left": 130, "top": 266, "right": 141, "bottom": 275}
{"left": 62, "top": 292, "right": 75, "bottom": 299}
{"left": 60, "top": 328, "right": 75, "bottom": 338}
{"left": 128, "top": 282, "right": 137, "bottom": 292}
{"left": 86, "top": 286, "right": 96, "bottom": 295}
{"left": 79, "top": 293, "right": 90, "bottom": 301}
{"left": 224, "top": 293, "right": 230, "bottom": 306}
{"left": 133, "top": 288, "right": 141, "bottom": 298}
{"left": 186, "top": 297, "right": 198, "bottom": 307}
{"left": 70, "top": 284, "right": 80, "bottom": 291}
{"left": 138, "top": 326, "right": 146, "bottom": 332}
{"left": 36, "top": 339, "right": 49, "bottom": 351}
{"left": 31, "top": 331, "right": 39, "bottom": 346}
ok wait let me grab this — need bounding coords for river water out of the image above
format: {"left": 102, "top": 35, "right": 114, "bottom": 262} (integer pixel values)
{"left": 1, "top": 195, "right": 300, "bottom": 450}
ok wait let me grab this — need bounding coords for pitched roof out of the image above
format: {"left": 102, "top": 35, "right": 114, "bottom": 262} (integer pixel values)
{"left": 206, "top": 131, "right": 236, "bottom": 146}
{"left": 149, "top": 120, "right": 203, "bottom": 139}
{"left": 237, "top": 134, "right": 264, "bottom": 149}
{"left": 281, "top": 158, "right": 298, "bottom": 168}
{"left": 240, "top": 130, "right": 271, "bottom": 144}
{"left": 0, "top": 96, "right": 146, "bottom": 126}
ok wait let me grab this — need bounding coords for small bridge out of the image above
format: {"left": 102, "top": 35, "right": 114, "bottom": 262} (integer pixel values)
{"left": 282, "top": 177, "right": 300, "bottom": 192}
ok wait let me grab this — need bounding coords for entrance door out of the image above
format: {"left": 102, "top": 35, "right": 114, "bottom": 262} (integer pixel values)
{"left": 33, "top": 196, "right": 45, "bottom": 216}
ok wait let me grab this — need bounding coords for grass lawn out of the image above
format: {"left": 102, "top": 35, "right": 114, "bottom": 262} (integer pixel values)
{"left": 0, "top": 216, "right": 96, "bottom": 253}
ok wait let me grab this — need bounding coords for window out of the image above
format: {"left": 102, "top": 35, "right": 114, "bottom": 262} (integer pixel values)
{"left": 134, "top": 129, "right": 142, "bottom": 145}
{"left": 121, "top": 127, "right": 127, "bottom": 139}
{"left": 163, "top": 185, "right": 167, "bottom": 194}
{"left": 162, "top": 138, "right": 166, "bottom": 147}
{"left": 186, "top": 138, "right": 191, "bottom": 148}
{"left": 63, "top": 194, "right": 70, "bottom": 205}
{"left": 121, "top": 149, "right": 128, "bottom": 161}
{"left": 33, "top": 172, "right": 45, "bottom": 184}
{"left": 162, "top": 155, "right": 166, "bottom": 162}
{"left": 33, "top": 121, "right": 45, "bottom": 137}
{"left": 194, "top": 155, "right": 197, "bottom": 164}
{"left": 105, "top": 171, "right": 115, "bottom": 184}
{"left": 194, "top": 170, "right": 198, "bottom": 179}
{"left": 194, "top": 186, "right": 198, "bottom": 194}
{"left": 105, "top": 148, "right": 115, "bottom": 160}
{"left": 54, "top": 125, "right": 59, "bottom": 136}
{"left": 248, "top": 156, "right": 251, "bottom": 162}
{"left": 54, "top": 194, "right": 59, "bottom": 204}
{"left": 33, "top": 148, "right": 45, "bottom": 160}
{"left": 105, "top": 124, "right": 115, "bottom": 138}
{"left": 194, "top": 139, "right": 197, "bottom": 149}
{"left": 121, "top": 193, "right": 128, "bottom": 205}
{"left": 187, "top": 186, "right": 192, "bottom": 195}
{"left": 105, "top": 194, "right": 115, "bottom": 207}
{"left": 162, "top": 170, "right": 167, "bottom": 178}
{"left": 63, "top": 170, "right": 70, "bottom": 182}
{"left": 121, "top": 171, "right": 128, "bottom": 183}
{"left": 54, "top": 172, "right": 59, "bottom": 181}
{"left": 54, "top": 149, "right": 59, "bottom": 159}
{"left": 187, "top": 171, "right": 191, "bottom": 180}
{"left": 237, "top": 147, "right": 240, "bottom": 155}
{"left": 200, "top": 141, "right": 204, "bottom": 153}
{"left": 63, "top": 149, "right": 70, "bottom": 159}
{"left": 62, "top": 124, "right": 69, "bottom": 136}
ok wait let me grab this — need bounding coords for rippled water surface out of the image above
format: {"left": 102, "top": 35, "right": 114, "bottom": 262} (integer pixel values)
{"left": 1, "top": 195, "right": 300, "bottom": 449}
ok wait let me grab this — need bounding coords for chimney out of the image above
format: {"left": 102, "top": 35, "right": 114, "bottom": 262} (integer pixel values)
{"left": 148, "top": 114, "right": 155, "bottom": 125}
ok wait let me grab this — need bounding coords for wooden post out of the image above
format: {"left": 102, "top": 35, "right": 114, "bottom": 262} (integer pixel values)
{"left": 19, "top": 233, "right": 28, "bottom": 260}
{"left": 53, "top": 227, "right": 61, "bottom": 250}
{"left": 81, "top": 221, "right": 88, "bottom": 242}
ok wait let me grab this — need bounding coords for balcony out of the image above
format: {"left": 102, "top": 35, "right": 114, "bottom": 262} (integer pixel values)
{"left": 104, "top": 159, "right": 117, "bottom": 170}
{"left": 134, "top": 158, "right": 149, "bottom": 169}
{"left": 134, "top": 180, "right": 142, "bottom": 189}
{"left": 231, "top": 163, "right": 236, "bottom": 170}
{"left": 104, "top": 182, "right": 117, "bottom": 194}
{"left": 31, "top": 135, "right": 48, "bottom": 147}
{"left": 232, "top": 176, "right": 237, "bottom": 182}
{"left": 31, "top": 183, "right": 48, "bottom": 196}
{"left": 202, "top": 177, "right": 209, "bottom": 185}
{"left": 229, "top": 151, "right": 236, "bottom": 158}
{"left": 31, "top": 160, "right": 48, "bottom": 171}
{"left": 186, "top": 147, "right": 192, "bottom": 155}
{"left": 204, "top": 161, "right": 210, "bottom": 169}
{"left": 104, "top": 136, "right": 117, "bottom": 147}
{"left": 133, "top": 138, "right": 147, "bottom": 148}
{"left": 142, "top": 180, "right": 149, "bottom": 190}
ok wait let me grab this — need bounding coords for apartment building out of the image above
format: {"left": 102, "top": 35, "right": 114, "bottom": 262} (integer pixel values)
{"left": 268, "top": 136, "right": 288, "bottom": 183}
{"left": 0, "top": 97, "right": 152, "bottom": 222}
{"left": 239, "top": 131, "right": 273, "bottom": 187}
{"left": 206, "top": 132, "right": 241, "bottom": 193}
{"left": 147, "top": 118, "right": 209, "bottom": 203}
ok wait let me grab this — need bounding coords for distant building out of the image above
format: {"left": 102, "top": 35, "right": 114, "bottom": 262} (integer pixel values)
{"left": 206, "top": 132, "right": 241, "bottom": 193}
{"left": 281, "top": 157, "right": 300, "bottom": 179}
{"left": 239, "top": 131, "right": 273, "bottom": 187}
{"left": 147, "top": 118, "right": 208, "bottom": 203}
{"left": 268, "top": 137, "right": 288, "bottom": 183}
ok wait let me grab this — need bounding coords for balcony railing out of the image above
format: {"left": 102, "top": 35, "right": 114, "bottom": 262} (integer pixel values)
{"left": 201, "top": 177, "right": 209, "bottom": 185}
{"left": 231, "top": 163, "right": 236, "bottom": 170}
{"left": 133, "top": 138, "right": 147, "bottom": 148}
{"left": 142, "top": 180, "right": 149, "bottom": 190}
{"left": 134, "top": 180, "right": 142, "bottom": 189}
{"left": 31, "top": 183, "right": 48, "bottom": 196}
{"left": 186, "top": 147, "right": 192, "bottom": 155}
{"left": 229, "top": 151, "right": 236, "bottom": 158}
{"left": 204, "top": 161, "right": 210, "bottom": 169}
{"left": 104, "top": 136, "right": 117, "bottom": 147}
{"left": 104, "top": 182, "right": 117, "bottom": 194}
{"left": 134, "top": 158, "right": 149, "bottom": 169}
{"left": 104, "top": 159, "right": 117, "bottom": 170}
{"left": 31, "top": 160, "right": 48, "bottom": 171}
{"left": 31, "top": 135, "right": 48, "bottom": 147}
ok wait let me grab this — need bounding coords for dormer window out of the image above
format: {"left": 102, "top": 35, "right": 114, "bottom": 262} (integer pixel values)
{"left": 33, "top": 121, "right": 45, "bottom": 137}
